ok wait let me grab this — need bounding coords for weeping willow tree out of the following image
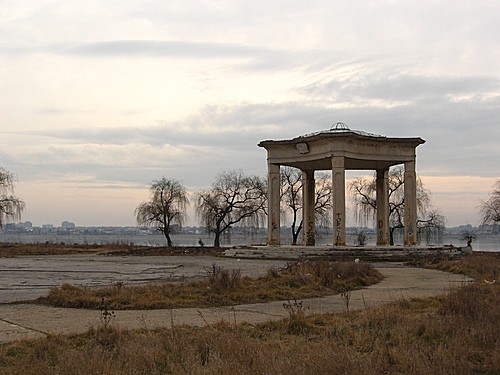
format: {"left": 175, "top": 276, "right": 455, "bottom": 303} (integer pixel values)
{"left": 196, "top": 170, "right": 267, "bottom": 247}
{"left": 480, "top": 179, "right": 500, "bottom": 230}
{"left": 135, "top": 177, "right": 189, "bottom": 247}
{"left": 348, "top": 166, "right": 445, "bottom": 245}
{"left": 0, "top": 167, "right": 25, "bottom": 228}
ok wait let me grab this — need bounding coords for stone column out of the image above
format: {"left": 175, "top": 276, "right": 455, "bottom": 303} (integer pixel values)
{"left": 267, "top": 163, "right": 281, "bottom": 246}
{"left": 302, "top": 170, "right": 316, "bottom": 246}
{"left": 376, "top": 169, "right": 390, "bottom": 246}
{"left": 404, "top": 160, "right": 417, "bottom": 246}
{"left": 332, "top": 156, "right": 346, "bottom": 246}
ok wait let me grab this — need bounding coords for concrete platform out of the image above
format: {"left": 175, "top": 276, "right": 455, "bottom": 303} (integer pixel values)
{"left": 224, "top": 245, "right": 464, "bottom": 261}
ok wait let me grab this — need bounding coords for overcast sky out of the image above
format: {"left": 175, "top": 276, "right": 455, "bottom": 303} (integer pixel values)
{"left": 1, "top": 0, "right": 498, "bottom": 227}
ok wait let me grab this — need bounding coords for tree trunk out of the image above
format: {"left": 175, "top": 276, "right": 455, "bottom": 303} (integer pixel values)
{"left": 164, "top": 230, "right": 173, "bottom": 247}
{"left": 291, "top": 226, "right": 298, "bottom": 245}
{"left": 213, "top": 222, "right": 224, "bottom": 248}
{"left": 291, "top": 221, "right": 303, "bottom": 245}
{"left": 214, "top": 231, "right": 221, "bottom": 248}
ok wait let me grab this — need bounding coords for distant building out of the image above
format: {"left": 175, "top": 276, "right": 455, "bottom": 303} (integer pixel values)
{"left": 3, "top": 221, "right": 33, "bottom": 232}
{"left": 61, "top": 221, "right": 76, "bottom": 230}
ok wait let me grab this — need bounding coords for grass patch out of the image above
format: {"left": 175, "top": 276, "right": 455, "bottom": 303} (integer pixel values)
{"left": 2, "top": 283, "right": 499, "bottom": 374}
{"left": 408, "top": 251, "right": 500, "bottom": 281}
{"left": 0, "top": 243, "right": 224, "bottom": 257}
{"left": 36, "top": 261, "right": 383, "bottom": 310}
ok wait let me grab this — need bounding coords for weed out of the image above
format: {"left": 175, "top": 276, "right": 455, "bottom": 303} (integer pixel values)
{"left": 198, "top": 342, "right": 210, "bottom": 366}
{"left": 206, "top": 263, "right": 242, "bottom": 291}
{"left": 112, "top": 281, "right": 125, "bottom": 294}
{"left": 283, "top": 299, "right": 306, "bottom": 321}
{"left": 99, "top": 298, "right": 116, "bottom": 329}
{"left": 283, "top": 299, "right": 311, "bottom": 335}
{"left": 339, "top": 283, "right": 352, "bottom": 312}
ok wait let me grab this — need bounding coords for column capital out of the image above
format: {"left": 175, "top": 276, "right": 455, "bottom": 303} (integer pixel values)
{"left": 331, "top": 155, "right": 345, "bottom": 168}
{"left": 405, "top": 159, "right": 416, "bottom": 172}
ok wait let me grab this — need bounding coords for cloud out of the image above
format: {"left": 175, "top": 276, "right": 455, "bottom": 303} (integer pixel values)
{"left": 301, "top": 70, "right": 500, "bottom": 105}
{"left": 1, "top": 39, "right": 306, "bottom": 73}
{"left": 48, "top": 40, "right": 268, "bottom": 59}
{"left": 8, "top": 63, "right": 498, "bottom": 183}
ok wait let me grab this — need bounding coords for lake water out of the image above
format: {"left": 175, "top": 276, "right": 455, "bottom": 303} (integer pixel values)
{"left": 1, "top": 232, "right": 498, "bottom": 252}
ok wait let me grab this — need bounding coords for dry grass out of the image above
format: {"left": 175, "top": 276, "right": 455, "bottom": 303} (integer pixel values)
{"left": 411, "top": 251, "right": 500, "bottom": 281}
{"left": 1, "top": 253, "right": 498, "bottom": 374}
{"left": 0, "top": 243, "right": 224, "bottom": 257}
{"left": 0, "top": 243, "right": 105, "bottom": 257}
{"left": 37, "top": 261, "right": 383, "bottom": 310}
{"left": 1, "top": 283, "right": 498, "bottom": 374}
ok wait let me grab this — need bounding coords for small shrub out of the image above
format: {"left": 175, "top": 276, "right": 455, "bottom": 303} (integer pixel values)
{"left": 206, "top": 263, "right": 242, "bottom": 291}
{"left": 338, "top": 283, "right": 352, "bottom": 312}
{"left": 99, "top": 298, "right": 116, "bottom": 329}
{"left": 283, "top": 299, "right": 311, "bottom": 335}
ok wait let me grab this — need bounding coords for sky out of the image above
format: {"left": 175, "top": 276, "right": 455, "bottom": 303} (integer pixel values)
{"left": 1, "top": 0, "right": 499, "bottom": 228}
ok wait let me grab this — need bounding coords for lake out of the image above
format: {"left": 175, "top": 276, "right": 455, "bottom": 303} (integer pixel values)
{"left": 1, "top": 232, "right": 498, "bottom": 252}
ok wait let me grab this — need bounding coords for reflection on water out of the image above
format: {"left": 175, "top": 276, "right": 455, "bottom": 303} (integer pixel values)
{"left": 1, "top": 232, "right": 498, "bottom": 251}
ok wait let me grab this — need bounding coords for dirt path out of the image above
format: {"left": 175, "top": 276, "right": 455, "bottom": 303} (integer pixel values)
{"left": 0, "top": 265, "right": 468, "bottom": 343}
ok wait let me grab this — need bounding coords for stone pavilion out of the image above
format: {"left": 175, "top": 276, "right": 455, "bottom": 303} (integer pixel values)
{"left": 258, "top": 123, "right": 425, "bottom": 247}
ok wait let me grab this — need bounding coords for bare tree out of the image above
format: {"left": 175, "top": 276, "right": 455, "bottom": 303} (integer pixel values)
{"left": 417, "top": 209, "right": 446, "bottom": 245}
{"left": 314, "top": 173, "right": 333, "bottom": 227}
{"left": 135, "top": 177, "right": 189, "bottom": 247}
{"left": 480, "top": 179, "right": 500, "bottom": 230}
{"left": 280, "top": 167, "right": 332, "bottom": 245}
{"left": 460, "top": 227, "right": 478, "bottom": 247}
{"left": 196, "top": 170, "right": 267, "bottom": 247}
{"left": 348, "top": 166, "right": 445, "bottom": 245}
{"left": 0, "top": 167, "right": 25, "bottom": 228}
{"left": 280, "top": 167, "right": 302, "bottom": 245}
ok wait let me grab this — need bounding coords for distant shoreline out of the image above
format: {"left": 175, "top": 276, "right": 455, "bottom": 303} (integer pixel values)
{"left": 1, "top": 232, "right": 499, "bottom": 252}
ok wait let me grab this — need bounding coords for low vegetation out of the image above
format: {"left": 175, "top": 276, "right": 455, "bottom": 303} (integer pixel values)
{"left": 0, "top": 243, "right": 224, "bottom": 257}
{"left": 409, "top": 251, "right": 500, "bottom": 281}
{"left": 37, "top": 261, "right": 383, "bottom": 310}
{"left": 1, "top": 254, "right": 499, "bottom": 374}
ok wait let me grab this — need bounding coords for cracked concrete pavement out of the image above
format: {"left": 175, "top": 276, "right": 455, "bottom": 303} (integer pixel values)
{"left": 0, "top": 254, "right": 469, "bottom": 344}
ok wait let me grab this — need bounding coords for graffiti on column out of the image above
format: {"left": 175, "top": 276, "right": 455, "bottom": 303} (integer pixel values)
{"left": 378, "top": 219, "right": 384, "bottom": 243}
{"left": 407, "top": 208, "right": 413, "bottom": 236}
{"left": 271, "top": 176, "right": 279, "bottom": 231}
{"left": 306, "top": 220, "right": 315, "bottom": 245}
{"left": 335, "top": 213, "right": 342, "bottom": 246}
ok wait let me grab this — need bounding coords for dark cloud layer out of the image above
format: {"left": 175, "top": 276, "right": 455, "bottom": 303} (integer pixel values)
{"left": 25, "top": 75, "right": 499, "bottom": 182}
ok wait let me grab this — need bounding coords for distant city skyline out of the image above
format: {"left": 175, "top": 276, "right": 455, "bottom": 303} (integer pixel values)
{"left": 1, "top": 1, "right": 498, "bottom": 228}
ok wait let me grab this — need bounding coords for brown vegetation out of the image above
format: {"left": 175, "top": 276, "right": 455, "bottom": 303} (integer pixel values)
{"left": 0, "top": 243, "right": 224, "bottom": 257}
{"left": 410, "top": 251, "right": 500, "bottom": 281}
{"left": 1, "top": 253, "right": 498, "bottom": 374}
{"left": 2, "top": 279, "right": 498, "bottom": 373}
{"left": 37, "top": 261, "right": 382, "bottom": 310}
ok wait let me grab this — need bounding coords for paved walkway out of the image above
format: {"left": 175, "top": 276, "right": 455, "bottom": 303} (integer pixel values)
{"left": 0, "top": 265, "right": 469, "bottom": 344}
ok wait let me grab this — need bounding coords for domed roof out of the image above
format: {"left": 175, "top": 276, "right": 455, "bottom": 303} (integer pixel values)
{"left": 301, "top": 122, "right": 385, "bottom": 139}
